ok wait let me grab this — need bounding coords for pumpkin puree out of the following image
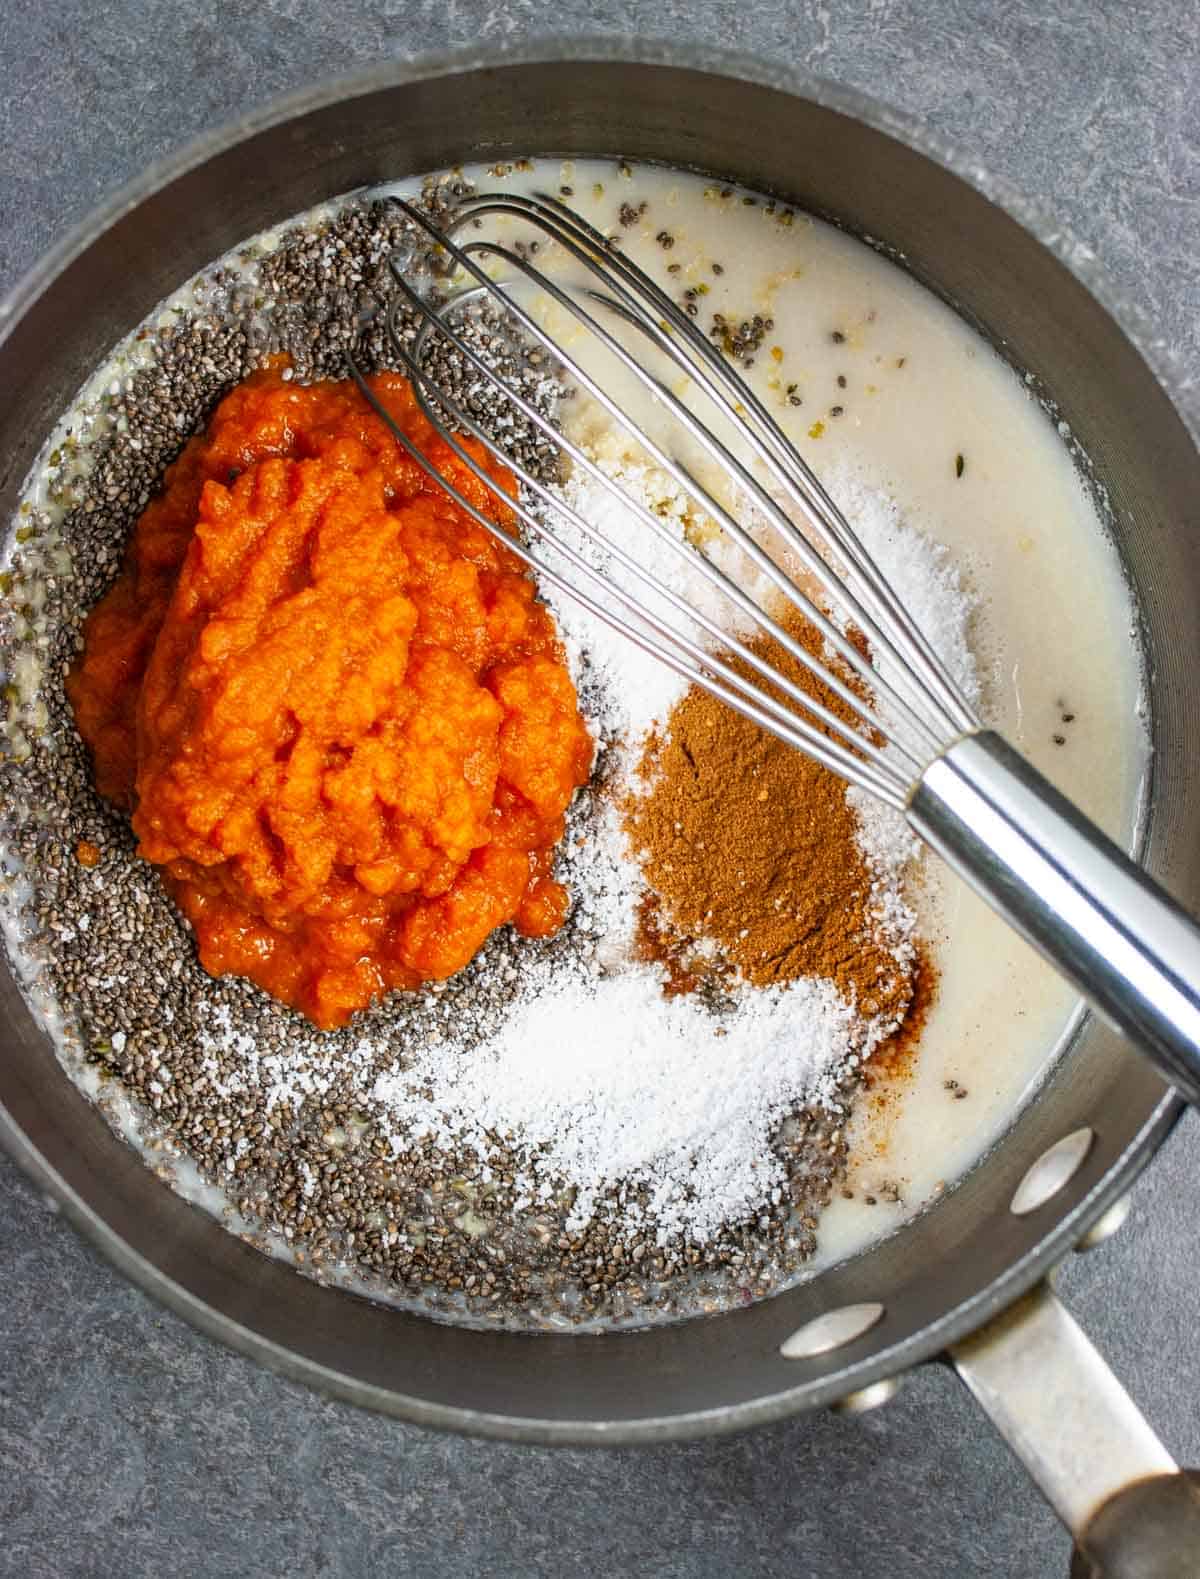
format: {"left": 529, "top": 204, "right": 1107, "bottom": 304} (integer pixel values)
{"left": 68, "top": 363, "right": 593, "bottom": 1028}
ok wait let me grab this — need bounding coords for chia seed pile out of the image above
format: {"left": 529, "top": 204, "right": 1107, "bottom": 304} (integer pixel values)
{"left": 0, "top": 169, "right": 861, "bottom": 1331}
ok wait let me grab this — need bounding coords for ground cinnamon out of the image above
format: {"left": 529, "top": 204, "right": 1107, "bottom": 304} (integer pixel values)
{"left": 625, "top": 611, "right": 915, "bottom": 1026}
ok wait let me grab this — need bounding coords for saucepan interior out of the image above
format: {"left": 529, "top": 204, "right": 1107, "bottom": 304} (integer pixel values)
{"left": 0, "top": 44, "right": 1193, "bottom": 1441}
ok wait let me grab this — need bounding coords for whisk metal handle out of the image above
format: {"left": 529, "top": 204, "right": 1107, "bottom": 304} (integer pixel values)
{"left": 908, "top": 731, "right": 1200, "bottom": 1103}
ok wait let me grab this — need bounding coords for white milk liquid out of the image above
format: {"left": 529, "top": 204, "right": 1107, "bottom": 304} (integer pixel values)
{"left": 429, "top": 159, "right": 1148, "bottom": 1267}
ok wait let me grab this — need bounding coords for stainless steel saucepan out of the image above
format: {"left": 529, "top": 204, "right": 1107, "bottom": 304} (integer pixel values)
{"left": 2, "top": 43, "right": 1198, "bottom": 1576}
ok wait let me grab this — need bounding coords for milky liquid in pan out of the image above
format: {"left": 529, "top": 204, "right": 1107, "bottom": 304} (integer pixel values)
{"left": 430, "top": 158, "right": 1149, "bottom": 1271}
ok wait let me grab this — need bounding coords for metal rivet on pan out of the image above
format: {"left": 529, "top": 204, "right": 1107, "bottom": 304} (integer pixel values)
{"left": 780, "top": 1300, "right": 884, "bottom": 1359}
{"left": 1010, "top": 1127, "right": 1095, "bottom": 1216}
{"left": 831, "top": 1376, "right": 902, "bottom": 1414}
{"left": 1075, "top": 1192, "right": 1132, "bottom": 1251}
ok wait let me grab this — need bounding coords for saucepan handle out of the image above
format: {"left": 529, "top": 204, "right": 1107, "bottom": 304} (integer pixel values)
{"left": 949, "top": 1282, "right": 1200, "bottom": 1575}
{"left": 907, "top": 730, "right": 1200, "bottom": 1107}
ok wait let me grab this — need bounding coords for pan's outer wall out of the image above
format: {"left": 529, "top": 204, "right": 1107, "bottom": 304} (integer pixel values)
{"left": 0, "top": 49, "right": 1193, "bottom": 1441}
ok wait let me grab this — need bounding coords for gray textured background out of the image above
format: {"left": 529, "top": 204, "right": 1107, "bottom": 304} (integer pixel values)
{"left": 1, "top": 3, "right": 1198, "bottom": 1576}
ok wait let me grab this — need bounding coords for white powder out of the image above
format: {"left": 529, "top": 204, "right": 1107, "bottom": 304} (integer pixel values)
{"left": 372, "top": 962, "right": 880, "bottom": 1244}
{"left": 541, "top": 445, "right": 780, "bottom": 762}
{"left": 825, "top": 465, "right": 980, "bottom": 713}
{"left": 368, "top": 782, "right": 881, "bottom": 1247}
{"left": 818, "top": 464, "right": 981, "bottom": 894}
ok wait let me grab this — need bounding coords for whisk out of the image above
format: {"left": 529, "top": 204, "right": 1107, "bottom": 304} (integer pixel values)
{"left": 346, "top": 190, "right": 1200, "bottom": 1105}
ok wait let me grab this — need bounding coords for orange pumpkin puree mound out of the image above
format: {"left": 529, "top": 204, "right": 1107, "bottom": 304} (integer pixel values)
{"left": 67, "top": 362, "right": 594, "bottom": 1029}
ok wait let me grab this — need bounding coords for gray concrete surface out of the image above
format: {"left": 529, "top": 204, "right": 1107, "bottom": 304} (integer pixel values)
{"left": 1, "top": 3, "right": 1198, "bottom": 1575}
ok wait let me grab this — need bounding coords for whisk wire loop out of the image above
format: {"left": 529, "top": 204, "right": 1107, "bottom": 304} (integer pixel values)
{"left": 447, "top": 235, "right": 939, "bottom": 761}
{"left": 381, "top": 293, "right": 903, "bottom": 774}
{"left": 371, "top": 255, "right": 924, "bottom": 787}
{"left": 348, "top": 352, "right": 906, "bottom": 805}
{"left": 396, "top": 208, "right": 934, "bottom": 764}
{"left": 347, "top": 189, "right": 988, "bottom": 803}
{"left": 424, "top": 195, "right": 950, "bottom": 753}
{"left": 447, "top": 192, "right": 979, "bottom": 736}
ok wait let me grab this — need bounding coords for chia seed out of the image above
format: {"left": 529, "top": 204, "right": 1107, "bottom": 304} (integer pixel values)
{"left": 709, "top": 310, "right": 769, "bottom": 366}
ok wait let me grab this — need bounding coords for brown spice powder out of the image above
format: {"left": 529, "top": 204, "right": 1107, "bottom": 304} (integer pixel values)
{"left": 625, "top": 611, "right": 915, "bottom": 1026}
